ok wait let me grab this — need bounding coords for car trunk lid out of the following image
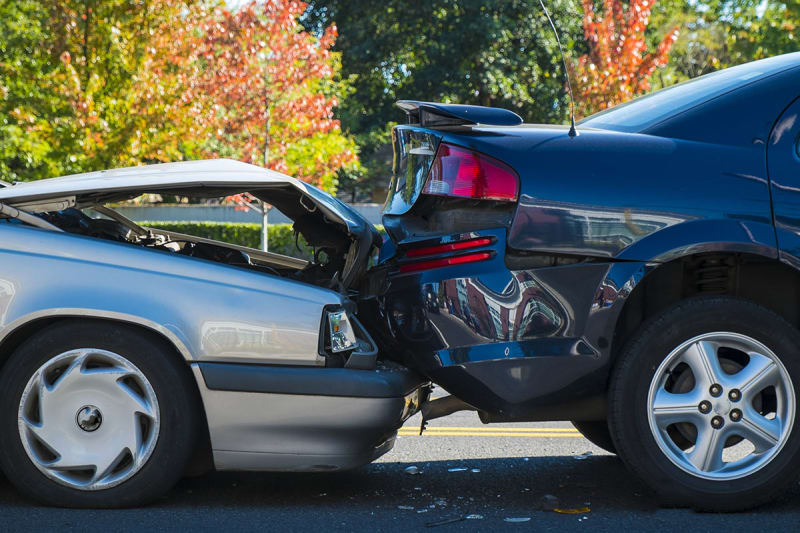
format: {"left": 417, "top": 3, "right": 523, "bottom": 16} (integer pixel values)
{"left": 0, "top": 159, "right": 381, "bottom": 289}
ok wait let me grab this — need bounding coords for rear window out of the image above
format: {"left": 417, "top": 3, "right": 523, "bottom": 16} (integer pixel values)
{"left": 383, "top": 127, "right": 441, "bottom": 215}
{"left": 580, "top": 54, "right": 800, "bottom": 133}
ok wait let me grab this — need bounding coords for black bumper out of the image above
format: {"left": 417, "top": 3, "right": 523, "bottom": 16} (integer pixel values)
{"left": 198, "top": 360, "right": 428, "bottom": 399}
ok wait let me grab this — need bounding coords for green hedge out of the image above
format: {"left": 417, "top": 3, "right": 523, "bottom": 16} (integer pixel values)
{"left": 142, "top": 221, "right": 314, "bottom": 260}
{"left": 142, "top": 221, "right": 386, "bottom": 262}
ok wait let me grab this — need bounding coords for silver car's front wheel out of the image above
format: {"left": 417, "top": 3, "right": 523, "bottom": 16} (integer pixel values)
{"left": 18, "top": 349, "right": 161, "bottom": 491}
{"left": 0, "top": 321, "right": 198, "bottom": 508}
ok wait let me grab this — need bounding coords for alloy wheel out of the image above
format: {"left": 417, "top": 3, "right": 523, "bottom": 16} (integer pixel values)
{"left": 647, "top": 332, "right": 795, "bottom": 480}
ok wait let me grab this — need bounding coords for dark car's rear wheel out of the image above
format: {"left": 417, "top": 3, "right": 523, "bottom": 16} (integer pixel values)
{"left": 609, "top": 297, "right": 800, "bottom": 511}
{"left": 0, "top": 321, "right": 198, "bottom": 507}
{"left": 571, "top": 420, "right": 616, "bottom": 454}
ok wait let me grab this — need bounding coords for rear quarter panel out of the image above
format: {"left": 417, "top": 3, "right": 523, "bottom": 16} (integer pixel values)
{"left": 497, "top": 129, "right": 776, "bottom": 260}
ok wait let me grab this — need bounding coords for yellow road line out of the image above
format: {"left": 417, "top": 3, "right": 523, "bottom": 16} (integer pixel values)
{"left": 401, "top": 426, "right": 580, "bottom": 433}
{"left": 397, "top": 429, "right": 584, "bottom": 438}
{"left": 397, "top": 432, "right": 582, "bottom": 438}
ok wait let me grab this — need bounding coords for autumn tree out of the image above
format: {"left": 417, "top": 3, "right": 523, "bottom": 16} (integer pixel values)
{"left": 1, "top": 0, "right": 357, "bottom": 194}
{"left": 38, "top": 1, "right": 191, "bottom": 175}
{"left": 158, "top": 0, "right": 357, "bottom": 192}
{"left": 0, "top": 0, "right": 63, "bottom": 181}
{"left": 303, "top": 0, "right": 584, "bottom": 200}
{"left": 572, "top": 0, "right": 679, "bottom": 118}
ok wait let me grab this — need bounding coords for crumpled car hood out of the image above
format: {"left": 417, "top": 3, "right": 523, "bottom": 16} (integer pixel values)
{"left": 0, "top": 159, "right": 381, "bottom": 288}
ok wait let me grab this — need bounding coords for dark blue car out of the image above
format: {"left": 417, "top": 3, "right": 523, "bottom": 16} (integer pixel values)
{"left": 360, "top": 52, "right": 800, "bottom": 511}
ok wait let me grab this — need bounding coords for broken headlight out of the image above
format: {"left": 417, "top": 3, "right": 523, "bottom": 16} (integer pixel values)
{"left": 327, "top": 309, "right": 357, "bottom": 353}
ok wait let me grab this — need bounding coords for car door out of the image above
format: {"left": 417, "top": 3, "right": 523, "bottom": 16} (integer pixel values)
{"left": 769, "top": 96, "right": 800, "bottom": 267}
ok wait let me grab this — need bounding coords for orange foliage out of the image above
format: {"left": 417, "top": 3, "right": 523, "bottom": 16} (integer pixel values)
{"left": 150, "top": 0, "right": 356, "bottom": 190}
{"left": 572, "top": 0, "right": 679, "bottom": 118}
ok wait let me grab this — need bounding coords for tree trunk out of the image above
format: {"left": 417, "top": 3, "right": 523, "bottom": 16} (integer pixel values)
{"left": 83, "top": 0, "right": 92, "bottom": 89}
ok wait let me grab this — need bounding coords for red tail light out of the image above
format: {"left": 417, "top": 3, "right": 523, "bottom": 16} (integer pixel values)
{"left": 405, "top": 237, "right": 493, "bottom": 258}
{"left": 398, "top": 251, "right": 493, "bottom": 273}
{"left": 422, "top": 143, "right": 519, "bottom": 201}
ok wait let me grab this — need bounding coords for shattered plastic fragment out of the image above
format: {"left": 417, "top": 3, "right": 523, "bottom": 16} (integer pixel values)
{"left": 404, "top": 466, "right": 421, "bottom": 475}
{"left": 504, "top": 517, "right": 531, "bottom": 523}
{"left": 573, "top": 451, "right": 593, "bottom": 460}
{"left": 554, "top": 507, "right": 591, "bottom": 514}
{"left": 447, "top": 467, "right": 468, "bottom": 472}
{"left": 417, "top": 509, "right": 428, "bottom": 514}
{"left": 470, "top": 468, "right": 480, "bottom": 473}
{"left": 425, "top": 517, "right": 466, "bottom": 528}
{"left": 397, "top": 505, "right": 415, "bottom": 510}
{"left": 465, "top": 514, "right": 484, "bottom": 520}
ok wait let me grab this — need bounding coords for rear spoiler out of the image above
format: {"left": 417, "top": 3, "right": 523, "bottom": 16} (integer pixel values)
{"left": 396, "top": 100, "right": 523, "bottom": 127}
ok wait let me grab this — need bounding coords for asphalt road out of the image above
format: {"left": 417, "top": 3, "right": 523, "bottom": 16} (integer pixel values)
{"left": 1, "top": 409, "right": 799, "bottom": 532}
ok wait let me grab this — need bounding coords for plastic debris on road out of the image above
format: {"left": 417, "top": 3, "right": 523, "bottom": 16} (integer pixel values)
{"left": 425, "top": 517, "right": 466, "bottom": 528}
{"left": 504, "top": 517, "right": 531, "bottom": 523}
{"left": 573, "top": 451, "right": 593, "bottom": 460}
{"left": 554, "top": 507, "right": 591, "bottom": 514}
{"left": 404, "top": 466, "right": 421, "bottom": 475}
{"left": 470, "top": 468, "right": 480, "bottom": 473}
{"left": 447, "top": 467, "right": 467, "bottom": 472}
{"left": 465, "top": 514, "right": 484, "bottom": 520}
{"left": 397, "top": 505, "right": 415, "bottom": 510}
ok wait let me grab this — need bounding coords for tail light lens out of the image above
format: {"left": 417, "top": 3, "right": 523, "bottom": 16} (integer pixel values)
{"left": 422, "top": 143, "right": 519, "bottom": 201}
{"left": 398, "top": 251, "right": 493, "bottom": 273}
{"left": 405, "top": 237, "right": 493, "bottom": 258}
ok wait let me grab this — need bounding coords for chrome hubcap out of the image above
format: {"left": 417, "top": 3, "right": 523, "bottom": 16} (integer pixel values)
{"left": 18, "top": 349, "right": 160, "bottom": 491}
{"left": 647, "top": 332, "right": 795, "bottom": 480}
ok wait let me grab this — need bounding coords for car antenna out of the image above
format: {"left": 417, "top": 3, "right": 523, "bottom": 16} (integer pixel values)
{"left": 538, "top": 0, "right": 577, "bottom": 137}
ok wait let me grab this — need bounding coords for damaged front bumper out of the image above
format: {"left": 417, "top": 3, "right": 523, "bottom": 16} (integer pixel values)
{"left": 191, "top": 361, "right": 430, "bottom": 472}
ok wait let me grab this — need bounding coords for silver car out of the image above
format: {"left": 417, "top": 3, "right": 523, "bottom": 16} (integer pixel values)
{"left": 0, "top": 159, "right": 428, "bottom": 508}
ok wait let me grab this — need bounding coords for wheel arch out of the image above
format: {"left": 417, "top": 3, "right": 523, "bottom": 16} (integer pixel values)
{"left": 0, "top": 312, "right": 214, "bottom": 475}
{"left": 610, "top": 251, "right": 800, "bottom": 368}
{"left": 0, "top": 309, "right": 194, "bottom": 364}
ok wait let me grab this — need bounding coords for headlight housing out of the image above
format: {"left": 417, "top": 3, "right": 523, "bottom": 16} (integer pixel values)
{"left": 327, "top": 309, "right": 357, "bottom": 353}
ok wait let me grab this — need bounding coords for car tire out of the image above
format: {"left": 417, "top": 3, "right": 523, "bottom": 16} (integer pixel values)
{"left": 571, "top": 420, "right": 616, "bottom": 454}
{"left": 609, "top": 296, "right": 800, "bottom": 511}
{"left": 0, "top": 320, "right": 199, "bottom": 508}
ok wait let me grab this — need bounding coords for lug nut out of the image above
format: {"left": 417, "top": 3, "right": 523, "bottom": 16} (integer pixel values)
{"left": 729, "top": 389, "right": 741, "bottom": 402}
{"left": 730, "top": 409, "right": 742, "bottom": 422}
{"left": 711, "top": 416, "right": 725, "bottom": 429}
{"left": 710, "top": 384, "right": 723, "bottom": 397}
{"left": 698, "top": 400, "right": 712, "bottom": 414}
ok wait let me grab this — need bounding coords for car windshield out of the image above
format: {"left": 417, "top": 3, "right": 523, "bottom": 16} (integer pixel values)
{"left": 579, "top": 53, "right": 800, "bottom": 133}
